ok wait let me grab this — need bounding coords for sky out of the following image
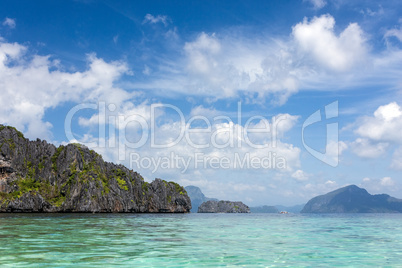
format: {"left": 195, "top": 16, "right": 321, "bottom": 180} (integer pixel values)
{"left": 1, "top": 0, "right": 402, "bottom": 206}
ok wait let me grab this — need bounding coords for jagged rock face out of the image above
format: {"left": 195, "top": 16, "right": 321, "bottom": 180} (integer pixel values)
{"left": 184, "top": 185, "right": 218, "bottom": 213}
{"left": 0, "top": 125, "right": 191, "bottom": 213}
{"left": 198, "top": 200, "right": 250, "bottom": 213}
{"left": 301, "top": 185, "right": 402, "bottom": 213}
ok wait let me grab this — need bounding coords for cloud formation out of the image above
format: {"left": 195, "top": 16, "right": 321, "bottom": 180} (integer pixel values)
{"left": 293, "top": 14, "right": 367, "bottom": 72}
{"left": 2, "top": 18, "right": 16, "bottom": 28}
{"left": 351, "top": 102, "right": 402, "bottom": 167}
{"left": 0, "top": 38, "right": 129, "bottom": 139}
{"left": 131, "top": 14, "right": 385, "bottom": 105}
{"left": 143, "top": 14, "right": 169, "bottom": 26}
{"left": 360, "top": 176, "right": 399, "bottom": 194}
{"left": 355, "top": 102, "right": 402, "bottom": 144}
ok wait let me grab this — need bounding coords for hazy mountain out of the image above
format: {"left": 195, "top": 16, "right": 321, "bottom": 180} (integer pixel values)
{"left": 184, "top": 186, "right": 218, "bottom": 213}
{"left": 301, "top": 185, "right": 402, "bottom": 213}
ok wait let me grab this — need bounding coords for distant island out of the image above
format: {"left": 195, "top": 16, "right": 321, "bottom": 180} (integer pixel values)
{"left": 184, "top": 186, "right": 249, "bottom": 213}
{"left": 0, "top": 125, "right": 191, "bottom": 213}
{"left": 198, "top": 200, "right": 250, "bottom": 213}
{"left": 301, "top": 185, "right": 402, "bottom": 213}
{"left": 184, "top": 186, "right": 218, "bottom": 212}
{"left": 185, "top": 185, "right": 304, "bottom": 213}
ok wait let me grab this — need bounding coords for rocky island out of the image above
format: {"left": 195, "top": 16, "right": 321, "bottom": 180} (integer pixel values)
{"left": 184, "top": 185, "right": 218, "bottom": 212}
{"left": 198, "top": 200, "right": 250, "bottom": 213}
{"left": 0, "top": 125, "right": 191, "bottom": 213}
{"left": 301, "top": 185, "right": 402, "bottom": 213}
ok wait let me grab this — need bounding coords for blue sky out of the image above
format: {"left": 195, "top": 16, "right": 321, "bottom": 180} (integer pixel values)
{"left": 1, "top": 0, "right": 402, "bottom": 206}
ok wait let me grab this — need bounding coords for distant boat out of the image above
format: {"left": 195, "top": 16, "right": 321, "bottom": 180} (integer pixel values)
{"left": 279, "top": 211, "right": 289, "bottom": 214}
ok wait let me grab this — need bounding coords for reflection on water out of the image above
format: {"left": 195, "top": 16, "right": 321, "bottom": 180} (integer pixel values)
{"left": 0, "top": 213, "right": 401, "bottom": 267}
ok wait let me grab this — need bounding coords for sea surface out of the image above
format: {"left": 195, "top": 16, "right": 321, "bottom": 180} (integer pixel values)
{"left": 0, "top": 213, "right": 401, "bottom": 267}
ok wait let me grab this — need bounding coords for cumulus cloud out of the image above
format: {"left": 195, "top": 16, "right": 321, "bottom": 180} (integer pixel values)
{"left": 291, "top": 169, "right": 309, "bottom": 181}
{"left": 360, "top": 176, "right": 399, "bottom": 194}
{"left": 326, "top": 140, "right": 348, "bottom": 161}
{"left": 76, "top": 103, "right": 302, "bottom": 175}
{"left": 0, "top": 38, "right": 129, "bottom": 140}
{"left": 131, "top": 14, "right": 377, "bottom": 104}
{"left": 181, "top": 32, "right": 300, "bottom": 104}
{"left": 355, "top": 102, "right": 402, "bottom": 144}
{"left": 350, "top": 138, "right": 388, "bottom": 158}
{"left": 2, "top": 18, "right": 16, "bottom": 28}
{"left": 381, "top": 176, "right": 395, "bottom": 186}
{"left": 143, "top": 14, "right": 169, "bottom": 26}
{"left": 293, "top": 14, "right": 367, "bottom": 72}
{"left": 126, "top": 14, "right": 402, "bottom": 105}
{"left": 351, "top": 102, "right": 402, "bottom": 168}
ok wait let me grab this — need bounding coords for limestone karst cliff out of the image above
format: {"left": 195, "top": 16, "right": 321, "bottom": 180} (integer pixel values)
{"left": 0, "top": 125, "right": 191, "bottom": 213}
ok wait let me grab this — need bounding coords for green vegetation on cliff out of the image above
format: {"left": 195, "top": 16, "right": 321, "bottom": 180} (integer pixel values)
{"left": 0, "top": 124, "right": 192, "bottom": 213}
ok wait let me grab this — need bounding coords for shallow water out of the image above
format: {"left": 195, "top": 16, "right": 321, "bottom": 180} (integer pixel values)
{"left": 0, "top": 213, "right": 401, "bottom": 267}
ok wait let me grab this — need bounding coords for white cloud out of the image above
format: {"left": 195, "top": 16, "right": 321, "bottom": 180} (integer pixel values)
{"left": 127, "top": 14, "right": 402, "bottom": 105}
{"left": 360, "top": 176, "right": 399, "bottom": 194}
{"left": 77, "top": 106, "right": 302, "bottom": 175}
{"left": 181, "top": 32, "right": 300, "bottom": 104}
{"left": 381, "top": 176, "right": 395, "bottom": 187}
{"left": 2, "top": 18, "right": 16, "bottom": 29}
{"left": 302, "top": 180, "right": 339, "bottom": 199}
{"left": 351, "top": 102, "right": 402, "bottom": 169}
{"left": 355, "top": 102, "right": 402, "bottom": 144}
{"left": 189, "top": 106, "right": 220, "bottom": 118}
{"left": 350, "top": 138, "right": 388, "bottom": 158}
{"left": 293, "top": 14, "right": 367, "bottom": 72}
{"left": 360, "top": 6, "right": 384, "bottom": 17}
{"left": 143, "top": 14, "right": 169, "bottom": 26}
{"left": 291, "top": 169, "right": 309, "bottom": 181}
{"left": 385, "top": 25, "right": 402, "bottom": 43}
{"left": 126, "top": 30, "right": 305, "bottom": 104}
{"left": 326, "top": 140, "right": 348, "bottom": 161}
{"left": 305, "top": 0, "right": 326, "bottom": 9}
{"left": 0, "top": 38, "right": 130, "bottom": 140}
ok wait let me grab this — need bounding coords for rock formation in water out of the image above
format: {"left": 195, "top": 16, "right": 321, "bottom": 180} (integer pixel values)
{"left": 184, "top": 185, "right": 218, "bottom": 213}
{"left": 0, "top": 125, "right": 191, "bottom": 213}
{"left": 301, "top": 185, "right": 402, "bottom": 213}
{"left": 198, "top": 200, "right": 250, "bottom": 213}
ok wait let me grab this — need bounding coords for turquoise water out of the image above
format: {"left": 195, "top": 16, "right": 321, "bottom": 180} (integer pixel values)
{"left": 1, "top": 213, "right": 401, "bottom": 267}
